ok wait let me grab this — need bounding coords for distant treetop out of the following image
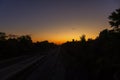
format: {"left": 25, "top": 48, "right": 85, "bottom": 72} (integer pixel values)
{"left": 108, "top": 8, "right": 120, "bottom": 30}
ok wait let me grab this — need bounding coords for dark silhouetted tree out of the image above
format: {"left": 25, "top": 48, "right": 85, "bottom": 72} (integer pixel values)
{"left": 108, "top": 8, "right": 120, "bottom": 31}
{"left": 80, "top": 34, "right": 86, "bottom": 43}
{"left": 17, "top": 35, "right": 33, "bottom": 53}
{"left": 0, "top": 32, "right": 7, "bottom": 41}
{"left": 99, "top": 29, "right": 109, "bottom": 39}
{"left": 17, "top": 35, "right": 32, "bottom": 44}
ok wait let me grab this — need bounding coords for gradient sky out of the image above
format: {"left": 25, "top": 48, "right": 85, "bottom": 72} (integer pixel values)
{"left": 0, "top": 0, "right": 120, "bottom": 44}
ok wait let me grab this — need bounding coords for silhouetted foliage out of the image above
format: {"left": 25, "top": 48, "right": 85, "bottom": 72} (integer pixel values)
{"left": 61, "top": 30, "right": 120, "bottom": 80}
{"left": 34, "top": 40, "right": 57, "bottom": 52}
{"left": 61, "top": 8, "right": 120, "bottom": 80}
{"left": 109, "top": 8, "right": 120, "bottom": 31}
{"left": 0, "top": 33, "right": 57, "bottom": 60}
{"left": 80, "top": 35, "right": 86, "bottom": 42}
{"left": 0, "top": 32, "right": 7, "bottom": 41}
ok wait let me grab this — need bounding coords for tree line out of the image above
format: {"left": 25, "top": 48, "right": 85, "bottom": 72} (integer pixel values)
{"left": 61, "top": 8, "right": 120, "bottom": 80}
{"left": 0, "top": 33, "right": 57, "bottom": 59}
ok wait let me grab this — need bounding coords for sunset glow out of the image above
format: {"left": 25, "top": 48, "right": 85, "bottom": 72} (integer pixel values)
{"left": 0, "top": 0, "right": 119, "bottom": 44}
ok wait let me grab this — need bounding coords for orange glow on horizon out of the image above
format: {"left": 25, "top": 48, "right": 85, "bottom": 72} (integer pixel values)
{"left": 32, "top": 38, "right": 67, "bottom": 45}
{"left": 32, "top": 33, "right": 97, "bottom": 45}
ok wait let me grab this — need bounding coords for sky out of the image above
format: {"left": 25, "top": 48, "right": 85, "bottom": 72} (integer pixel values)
{"left": 0, "top": 0, "right": 120, "bottom": 44}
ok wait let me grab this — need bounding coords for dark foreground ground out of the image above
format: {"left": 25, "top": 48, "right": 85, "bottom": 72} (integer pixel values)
{"left": 0, "top": 43, "right": 120, "bottom": 80}
{"left": 0, "top": 47, "right": 88, "bottom": 80}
